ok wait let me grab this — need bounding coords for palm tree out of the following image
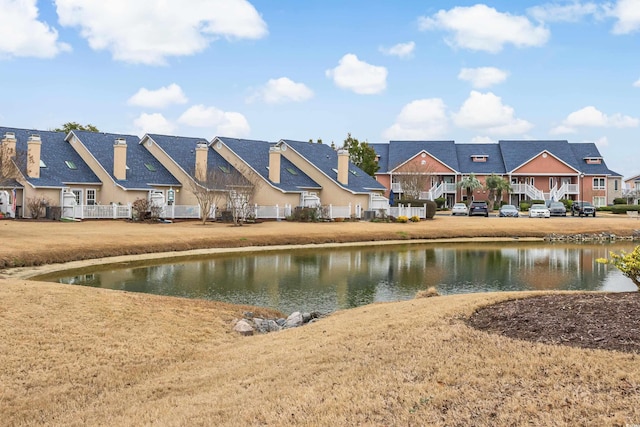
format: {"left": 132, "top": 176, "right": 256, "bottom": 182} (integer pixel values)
{"left": 484, "top": 174, "right": 512, "bottom": 209}
{"left": 457, "top": 173, "right": 482, "bottom": 202}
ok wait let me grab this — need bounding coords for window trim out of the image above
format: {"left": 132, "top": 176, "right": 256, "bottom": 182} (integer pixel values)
{"left": 593, "top": 177, "right": 605, "bottom": 190}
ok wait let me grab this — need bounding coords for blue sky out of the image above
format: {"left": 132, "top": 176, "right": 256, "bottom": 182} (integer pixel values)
{"left": 1, "top": 0, "right": 639, "bottom": 178}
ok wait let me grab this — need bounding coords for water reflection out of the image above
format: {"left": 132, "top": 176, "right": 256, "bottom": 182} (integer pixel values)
{"left": 52, "top": 242, "right": 638, "bottom": 314}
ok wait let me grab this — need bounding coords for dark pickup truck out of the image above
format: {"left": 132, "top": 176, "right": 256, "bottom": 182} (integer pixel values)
{"left": 571, "top": 201, "right": 596, "bottom": 217}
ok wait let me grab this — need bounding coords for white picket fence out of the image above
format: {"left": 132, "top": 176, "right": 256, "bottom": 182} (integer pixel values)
{"left": 65, "top": 203, "right": 364, "bottom": 220}
{"left": 389, "top": 204, "right": 427, "bottom": 219}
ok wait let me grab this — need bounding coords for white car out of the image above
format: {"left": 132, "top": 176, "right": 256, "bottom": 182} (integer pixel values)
{"left": 451, "top": 203, "right": 469, "bottom": 216}
{"left": 529, "top": 204, "right": 550, "bottom": 218}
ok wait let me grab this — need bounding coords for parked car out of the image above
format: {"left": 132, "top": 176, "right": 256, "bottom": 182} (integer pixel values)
{"left": 571, "top": 201, "right": 596, "bottom": 217}
{"left": 451, "top": 202, "right": 469, "bottom": 216}
{"left": 498, "top": 204, "right": 519, "bottom": 217}
{"left": 468, "top": 200, "right": 489, "bottom": 217}
{"left": 548, "top": 201, "right": 567, "bottom": 217}
{"left": 529, "top": 203, "right": 550, "bottom": 218}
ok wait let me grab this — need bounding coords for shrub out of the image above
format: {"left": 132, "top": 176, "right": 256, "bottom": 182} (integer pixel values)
{"left": 613, "top": 198, "right": 627, "bottom": 205}
{"left": 425, "top": 200, "right": 437, "bottom": 219}
{"left": 519, "top": 202, "right": 530, "bottom": 212}
{"left": 610, "top": 204, "right": 640, "bottom": 214}
{"left": 410, "top": 215, "right": 420, "bottom": 222}
{"left": 292, "top": 206, "right": 321, "bottom": 222}
{"left": 26, "top": 196, "right": 51, "bottom": 219}
{"left": 434, "top": 197, "right": 445, "bottom": 208}
{"left": 396, "top": 215, "right": 409, "bottom": 223}
{"left": 529, "top": 199, "right": 545, "bottom": 205}
{"left": 562, "top": 199, "right": 573, "bottom": 210}
{"left": 131, "top": 198, "right": 162, "bottom": 221}
{"left": 597, "top": 206, "right": 613, "bottom": 211}
{"left": 596, "top": 245, "right": 640, "bottom": 290}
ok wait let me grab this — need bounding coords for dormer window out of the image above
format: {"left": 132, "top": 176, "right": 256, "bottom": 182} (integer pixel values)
{"left": 65, "top": 160, "right": 77, "bottom": 170}
{"left": 218, "top": 165, "right": 230, "bottom": 174}
{"left": 584, "top": 157, "right": 602, "bottom": 164}
{"left": 471, "top": 155, "right": 488, "bottom": 162}
{"left": 39, "top": 160, "right": 46, "bottom": 168}
{"left": 144, "top": 163, "right": 156, "bottom": 172}
{"left": 286, "top": 167, "right": 298, "bottom": 175}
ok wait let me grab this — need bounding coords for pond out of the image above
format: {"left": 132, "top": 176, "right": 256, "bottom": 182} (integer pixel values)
{"left": 45, "top": 241, "right": 638, "bottom": 314}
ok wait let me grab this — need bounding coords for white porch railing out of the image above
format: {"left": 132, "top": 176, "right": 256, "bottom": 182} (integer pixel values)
{"left": 511, "top": 183, "right": 544, "bottom": 200}
{"left": 391, "top": 182, "right": 403, "bottom": 193}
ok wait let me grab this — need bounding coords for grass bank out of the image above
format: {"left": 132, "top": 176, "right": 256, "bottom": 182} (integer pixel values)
{"left": 1, "top": 217, "right": 639, "bottom": 425}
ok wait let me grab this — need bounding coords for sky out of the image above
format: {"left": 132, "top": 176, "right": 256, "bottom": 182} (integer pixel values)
{"left": 0, "top": 0, "right": 639, "bottom": 178}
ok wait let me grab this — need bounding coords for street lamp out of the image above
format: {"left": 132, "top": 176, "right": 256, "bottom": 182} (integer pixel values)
{"left": 579, "top": 173, "right": 585, "bottom": 201}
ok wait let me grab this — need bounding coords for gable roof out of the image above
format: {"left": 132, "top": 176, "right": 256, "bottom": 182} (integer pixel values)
{"left": 69, "top": 130, "right": 180, "bottom": 189}
{"left": 456, "top": 143, "right": 506, "bottom": 174}
{"left": 1, "top": 126, "right": 100, "bottom": 188}
{"left": 215, "top": 137, "right": 320, "bottom": 192}
{"left": 144, "top": 134, "right": 245, "bottom": 188}
{"left": 279, "top": 139, "right": 386, "bottom": 193}
{"left": 376, "top": 141, "right": 459, "bottom": 173}
{"left": 498, "top": 140, "right": 582, "bottom": 173}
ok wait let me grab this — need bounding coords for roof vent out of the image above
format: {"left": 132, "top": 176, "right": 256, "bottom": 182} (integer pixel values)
{"left": 114, "top": 137, "right": 127, "bottom": 145}
{"left": 4, "top": 132, "right": 15, "bottom": 139}
{"left": 196, "top": 142, "right": 208, "bottom": 149}
{"left": 28, "top": 134, "right": 41, "bottom": 142}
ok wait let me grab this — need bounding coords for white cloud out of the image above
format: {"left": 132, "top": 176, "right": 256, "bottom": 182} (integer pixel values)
{"left": 382, "top": 98, "right": 448, "bottom": 140}
{"left": 458, "top": 67, "right": 509, "bottom": 88}
{"left": 470, "top": 136, "right": 495, "bottom": 143}
{"left": 527, "top": 2, "right": 602, "bottom": 23}
{"left": 610, "top": 0, "right": 640, "bottom": 34}
{"left": 552, "top": 106, "right": 639, "bottom": 133}
{"left": 0, "top": 0, "right": 70, "bottom": 58}
{"left": 248, "top": 77, "right": 314, "bottom": 104}
{"left": 178, "top": 104, "right": 250, "bottom": 137}
{"left": 127, "top": 83, "right": 188, "bottom": 108}
{"left": 133, "top": 113, "right": 175, "bottom": 136}
{"left": 325, "top": 54, "right": 387, "bottom": 95}
{"left": 379, "top": 41, "right": 415, "bottom": 58}
{"left": 595, "top": 136, "right": 609, "bottom": 148}
{"left": 634, "top": 77, "right": 640, "bottom": 87}
{"left": 55, "top": 0, "right": 268, "bottom": 65}
{"left": 418, "top": 4, "right": 550, "bottom": 53}
{"left": 453, "top": 91, "right": 533, "bottom": 135}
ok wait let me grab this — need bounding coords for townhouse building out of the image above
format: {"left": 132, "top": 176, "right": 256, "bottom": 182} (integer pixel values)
{"left": 371, "top": 139, "right": 623, "bottom": 208}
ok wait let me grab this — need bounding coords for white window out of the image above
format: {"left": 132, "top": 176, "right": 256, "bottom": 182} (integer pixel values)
{"left": 72, "top": 190, "right": 81, "bottom": 205}
{"left": 593, "top": 196, "right": 606, "bottom": 207}
{"left": 593, "top": 178, "right": 605, "bottom": 190}
{"left": 87, "top": 189, "right": 96, "bottom": 205}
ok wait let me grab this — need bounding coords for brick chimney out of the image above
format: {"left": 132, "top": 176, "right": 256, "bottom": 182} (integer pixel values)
{"left": 2, "top": 132, "right": 16, "bottom": 158}
{"left": 195, "top": 142, "right": 208, "bottom": 181}
{"left": 113, "top": 137, "right": 127, "bottom": 180}
{"left": 269, "top": 146, "right": 281, "bottom": 183}
{"left": 27, "top": 134, "right": 42, "bottom": 178}
{"left": 337, "top": 149, "right": 349, "bottom": 186}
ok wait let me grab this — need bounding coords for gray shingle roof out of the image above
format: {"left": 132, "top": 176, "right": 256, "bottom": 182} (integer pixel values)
{"left": 280, "top": 139, "right": 386, "bottom": 193}
{"left": 456, "top": 144, "right": 506, "bottom": 174}
{"left": 499, "top": 140, "right": 582, "bottom": 173}
{"left": 383, "top": 141, "right": 459, "bottom": 173}
{"left": 1, "top": 126, "right": 100, "bottom": 188}
{"left": 146, "top": 134, "right": 245, "bottom": 188}
{"left": 569, "top": 143, "right": 622, "bottom": 177}
{"left": 70, "top": 130, "right": 180, "bottom": 189}
{"left": 369, "top": 143, "right": 389, "bottom": 172}
{"left": 217, "top": 137, "right": 321, "bottom": 192}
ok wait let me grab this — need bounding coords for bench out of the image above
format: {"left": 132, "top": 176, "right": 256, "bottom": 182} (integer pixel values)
{"left": 627, "top": 211, "right": 639, "bottom": 219}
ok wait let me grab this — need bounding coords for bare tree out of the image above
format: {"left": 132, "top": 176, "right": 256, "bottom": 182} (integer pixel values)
{"left": 189, "top": 165, "right": 259, "bottom": 225}
{"left": 393, "top": 162, "right": 434, "bottom": 201}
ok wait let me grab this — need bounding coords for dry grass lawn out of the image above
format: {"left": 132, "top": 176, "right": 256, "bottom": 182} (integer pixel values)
{"left": 1, "top": 216, "right": 640, "bottom": 425}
